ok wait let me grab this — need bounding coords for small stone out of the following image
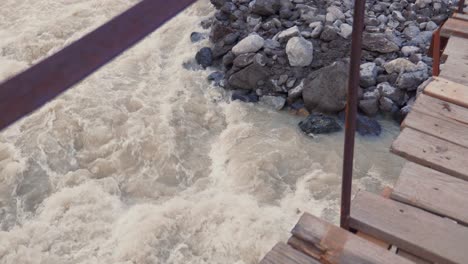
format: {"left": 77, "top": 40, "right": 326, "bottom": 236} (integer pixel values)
{"left": 208, "top": 71, "right": 224, "bottom": 83}
{"left": 339, "top": 23, "right": 353, "bottom": 39}
{"left": 396, "top": 70, "right": 429, "bottom": 90}
{"left": 288, "top": 80, "right": 304, "bottom": 100}
{"left": 379, "top": 97, "right": 394, "bottom": 112}
{"left": 277, "top": 26, "right": 301, "bottom": 42}
{"left": 359, "top": 98, "right": 379, "bottom": 116}
{"left": 378, "top": 82, "right": 405, "bottom": 105}
{"left": 195, "top": 47, "right": 213, "bottom": 68}
{"left": 384, "top": 58, "right": 418, "bottom": 74}
{"left": 362, "top": 33, "right": 399, "bottom": 53}
{"left": 320, "top": 26, "right": 338, "bottom": 42}
{"left": 232, "top": 34, "right": 265, "bottom": 55}
{"left": 403, "top": 25, "right": 421, "bottom": 38}
{"left": 190, "top": 32, "right": 205, "bottom": 43}
{"left": 425, "top": 21, "right": 438, "bottom": 31}
{"left": 278, "top": 74, "right": 288, "bottom": 86}
{"left": 251, "top": 0, "right": 281, "bottom": 16}
{"left": 401, "top": 46, "right": 420, "bottom": 57}
{"left": 260, "top": 95, "right": 286, "bottom": 110}
{"left": 326, "top": 6, "right": 345, "bottom": 22}
{"left": 310, "top": 24, "right": 323, "bottom": 38}
{"left": 360, "top": 62, "right": 378, "bottom": 88}
{"left": 299, "top": 114, "right": 342, "bottom": 135}
{"left": 355, "top": 114, "right": 382, "bottom": 136}
{"left": 286, "top": 37, "right": 314, "bottom": 67}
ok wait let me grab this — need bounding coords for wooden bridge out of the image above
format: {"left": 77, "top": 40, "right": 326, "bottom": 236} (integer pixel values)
{"left": 260, "top": 9, "right": 468, "bottom": 264}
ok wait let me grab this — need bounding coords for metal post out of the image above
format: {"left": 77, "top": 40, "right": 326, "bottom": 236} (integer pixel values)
{"left": 340, "top": 0, "right": 366, "bottom": 230}
{"left": 458, "top": 0, "right": 466, "bottom": 13}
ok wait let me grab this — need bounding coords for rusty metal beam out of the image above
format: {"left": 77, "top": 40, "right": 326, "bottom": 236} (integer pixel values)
{"left": 0, "top": 0, "right": 196, "bottom": 131}
{"left": 341, "top": 0, "right": 366, "bottom": 230}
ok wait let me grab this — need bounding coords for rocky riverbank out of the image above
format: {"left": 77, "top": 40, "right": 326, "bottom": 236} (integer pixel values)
{"left": 192, "top": 0, "right": 451, "bottom": 136}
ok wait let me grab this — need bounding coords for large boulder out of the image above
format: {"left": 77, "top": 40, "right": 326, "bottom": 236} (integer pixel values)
{"left": 232, "top": 34, "right": 265, "bottom": 55}
{"left": 228, "top": 58, "right": 270, "bottom": 90}
{"left": 250, "top": 0, "right": 281, "bottom": 16}
{"left": 303, "top": 61, "right": 349, "bottom": 113}
{"left": 362, "top": 33, "right": 400, "bottom": 53}
{"left": 286, "top": 37, "right": 314, "bottom": 67}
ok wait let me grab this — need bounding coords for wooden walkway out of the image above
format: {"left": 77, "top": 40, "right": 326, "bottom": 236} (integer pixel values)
{"left": 260, "top": 14, "right": 468, "bottom": 264}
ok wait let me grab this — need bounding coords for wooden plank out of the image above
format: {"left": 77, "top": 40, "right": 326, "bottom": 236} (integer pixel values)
{"left": 397, "top": 249, "right": 432, "bottom": 264}
{"left": 412, "top": 93, "right": 468, "bottom": 126}
{"left": 290, "top": 213, "right": 413, "bottom": 264}
{"left": 356, "top": 232, "right": 390, "bottom": 249}
{"left": 402, "top": 109, "right": 468, "bottom": 148}
{"left": 441, "top": 18, "right": 468, "bottom": 38}
{"left": 259, "top": 242, "right": 321, "bottom": 264}
{"left": 423, "top": 77, "right": 468, "bottom": 108}
{"left": 442, "top": 35, "right": 468, "bottom": 57}
{"left": 391, "top": 162, "right": 468, "bottom": 225}
{"left": 391, "top": 128, "right": 468, "bottom": 180}
{"left": 453, "top": 13, "right": 468, "bottom": 21}
{"left": 439, "top": 55, "right": 468, "bottom": 86}
{"left": 350, "top": 191, "right": 468, "bottom": 264}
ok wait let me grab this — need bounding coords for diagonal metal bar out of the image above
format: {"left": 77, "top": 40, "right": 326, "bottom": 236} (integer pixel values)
{"left": 0, "top": 0, "right": 196, "bottom": 131}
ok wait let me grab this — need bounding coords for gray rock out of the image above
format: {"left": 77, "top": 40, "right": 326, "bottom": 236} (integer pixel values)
{"left": 378, "top": 82, "right": 405, "bottom": 105}
{"left": 320, "top": 26, "right": 339, "bottom": 42}
{"left": 339, "top": 23, "right": 353, "bottom": 39}
{"left": 363, "top": 88, "right": 381, "bottom": 100}
{"left": 403, "top": 25, "right": 421, "bottom": 38}
{"left": 425, "top": 21, "right": 438, "bottom": 31}
{"left": 232, "top": 34, "right": 265, "bottom": 55}
{"left": 355, "top": 114, "right": 382, "bottom": 136}
{"left": 277, "top": 26, "right": 301, "bottom": 42}
{"left": 359, "top": 98, "right": 379, "bottom": 116}
{"left": 326, "top": 6, "right": 345, "bottom": 22}
{"left": 363, "top": 33, "right": 399, "bottom": 53}
{"left": 310, "top": 24, "right": 324, "bottom": 38}
{"left": 286, "top": 37, "right": 314, "bottom": 67}
{"left": 228, "top": 59, "right": 270, "bottom": 90}
{"left": 264, "top": 39, "right": 281, "bottom": 49}
{"left": 251, "top": 0, "right": 281, "bottom": 16}
{"left": 299, "top": 114, "right": 342, "bottom": 135}
{"left": 303, "top": 61, "right": 349, "bottom": 113}
{"left": 233, "top": 53, "right": 255, "bottom": 68}
{"left": 384, "top": 58, "right": 418, "bottom": 74}
{"left": 190, "top": 32, "right": 205, "bottom": 43}
{"left": 195, "top": 47, "right": 213, "bottom": 68}
{"left": 396, "top": 70, "right": 429, "bottom": 90}
{"left": 288, "top": 80, "right": 304, "bottom": 100}
{"left": 379, "top": 96, "right": 394, "bottom": 112}
{"left": 401, "top": 46, "right": 420, "bottom": 57}
{"left": 360, "top": 62, "right": 378, "bottom": 88}
{"left": 260, "top": 95, "right": 286, "bottom": 110}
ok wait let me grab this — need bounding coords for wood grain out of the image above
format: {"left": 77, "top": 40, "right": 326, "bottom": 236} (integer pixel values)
{"left": 259, "top": 242, "right": 321, "bottom": 264}
{"left": 291, "top": 213, "right": 413, "bottom": 264}
{"left": 391, "top": 128, "right": 468, "bottom": 180}
{"left": 441, "top": 18, "right": 468, "bottom": 38}
{"left": 423, "top": 77, "right": 468, "bottom": 108}
{"left": 412, "top": 94, "right": 468, "bottom": 125}
{"left": 402, "top": 109, "right": 468, "bottom": 148}
{"left": 350, "top": 191, "right": 468, "bottom": 264}
{"left": 391, "top": 162, "right": 468, "bottom": 225}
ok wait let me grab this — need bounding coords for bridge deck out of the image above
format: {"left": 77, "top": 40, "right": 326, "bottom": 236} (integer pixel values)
{"left": 259, "top": 15, "right": 468, "bottom": 264}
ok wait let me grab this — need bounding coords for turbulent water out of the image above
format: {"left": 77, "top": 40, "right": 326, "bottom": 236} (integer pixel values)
{"left": 0, "top": 0, "right": 404, "bottom": 263}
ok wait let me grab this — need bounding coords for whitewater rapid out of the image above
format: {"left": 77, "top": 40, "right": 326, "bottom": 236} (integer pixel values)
{"left": 0, "top": 0, "right": 404, "bottom": 263}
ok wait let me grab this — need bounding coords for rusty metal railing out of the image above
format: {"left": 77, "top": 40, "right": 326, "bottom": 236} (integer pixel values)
{"left": 340, "top": 0, "right": 366, "bottom": 230}
{"left": 0, "top": 0, "right": 196, "bottom": 131}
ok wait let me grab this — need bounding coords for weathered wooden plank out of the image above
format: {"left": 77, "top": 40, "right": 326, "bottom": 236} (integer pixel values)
{"left": 391, "top": 128, "right": 468, "bottom": 180}
{"left": 439, "top": 55, "right": 468, "bottom": 86}
{"left": 290, "top": 213, "right": 413, "bottom": 264}
{"left": 397, "top": 249, "right": 432, "bottom": 264}
{"left": 441, "top": 18, "right": 468, "bottom": 38}
{"left": 412, "top": 94, "right": 468, "bottom": 126}
{"left": 442, "top": 35, "right": 468, "bottom": 57}
{"left": 453, "top": 12, "right": 468, "bottom": 21}
{"left": 350, "top": 191, "right": 468, "bottom": 264}
{"left": 391, "top": 162, "right": 468, "bottom": 225}
{"left": 402, "top": 109, "right": 468, "bottom": 148}
{"left": 259, "top": 242, "right": 321, "bottom": 264}
{"left": 356, "top": 232, "right": 390, "bottom": 249}
{"left": 423, "top": 77, "right": 468, "bottom": 108}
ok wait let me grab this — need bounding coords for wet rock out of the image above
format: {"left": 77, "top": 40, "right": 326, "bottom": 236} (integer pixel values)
{"left": 286, "top": 37, "right": 314, "bottom": 67}
{"left": 251, "top": 0, "right": 281, "bottom": 16}
{"left": 210, "top": 23, "right": 235, "bottom": 42}
{"left": 362, "top": 33, "right": 399, "bottom": 53}
{"left": 260, "top": 95, "right": 286, "bottom": 110}
{"left": 299, "top": 114, "right": 341, "bottom": 135}
{"left": 228, "top": 59, "right": 270, "bottom": 90}
{"left": 232, "top": 34, "right": 265, "bottom": 55}
{"left": 360, "top": 62, "right": 378, "bottom": 88}
{"left": 195, "top": 47, "right": 213, "bottom": 68}
{"left": 355, "top": 114, "right": 382, "bottom": 136}
{"left": 208, "top": 71, "right": 224, "bottom": 85}
{"left": 232, "top": 90, "right": 259, "bottom": 103}
{"left": 303, "top": 61, "right": 349, "bottom": 113}
{"left": 190, "top": 32, "right": 205, "bottom": 43}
